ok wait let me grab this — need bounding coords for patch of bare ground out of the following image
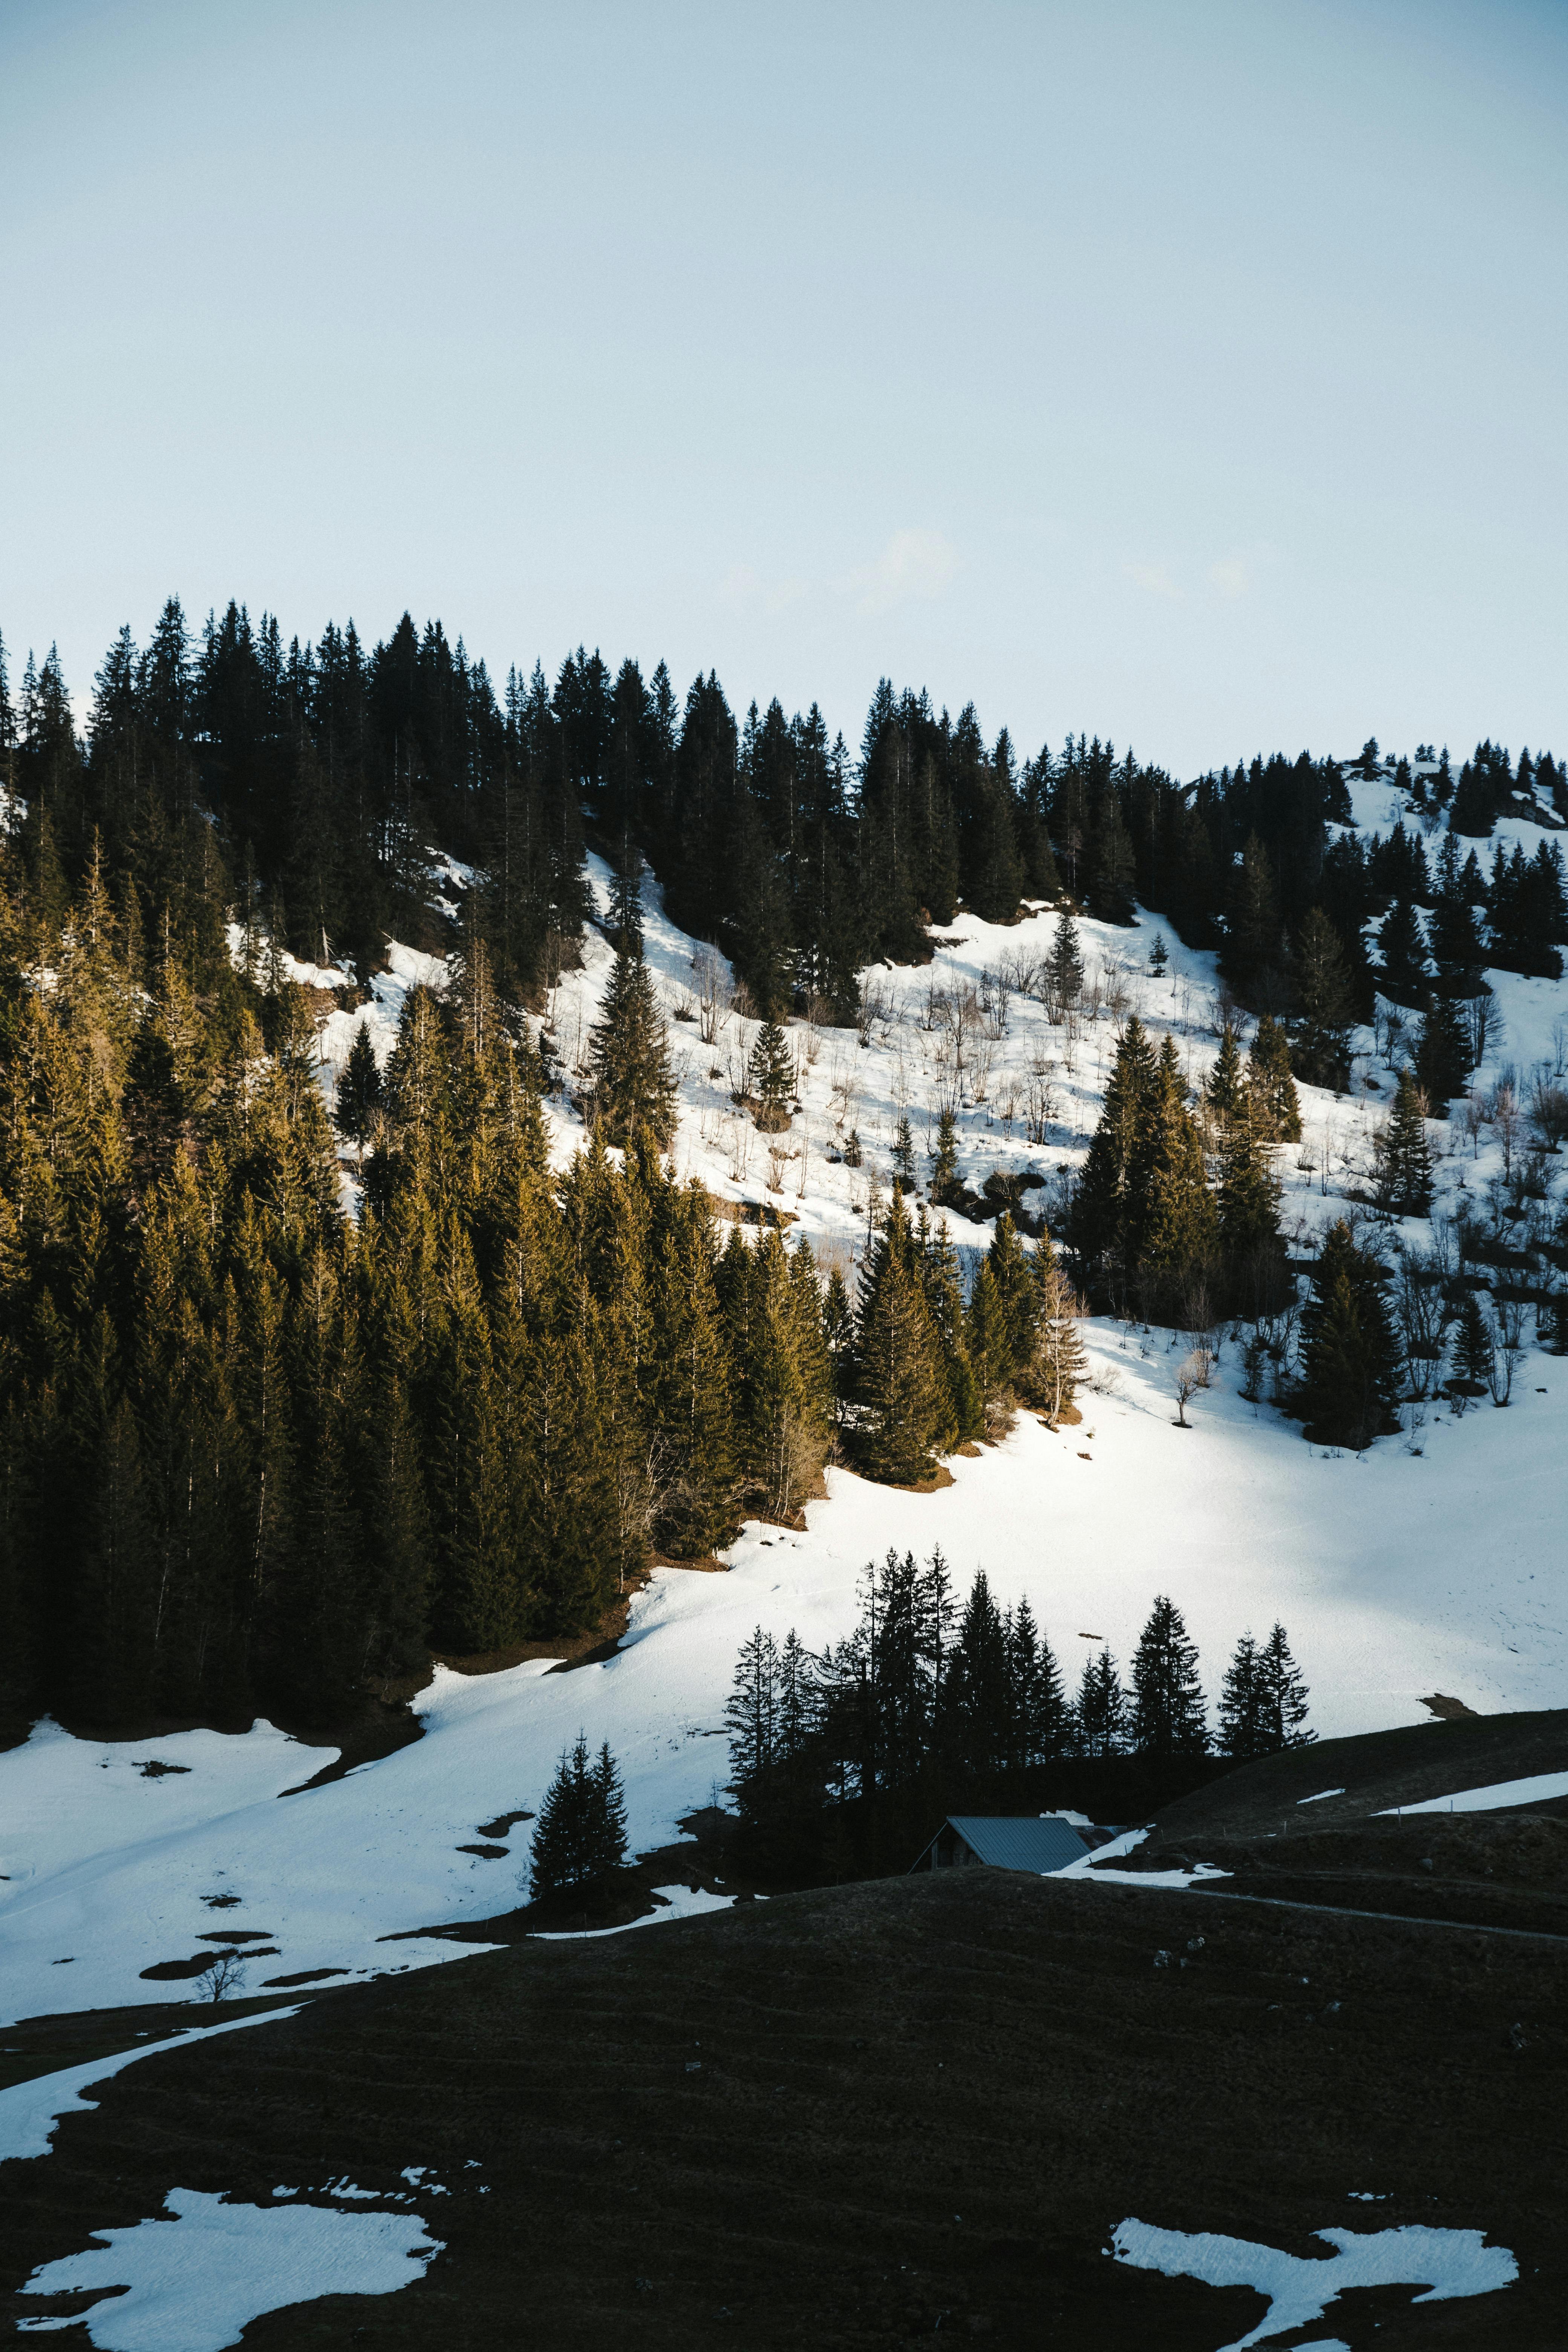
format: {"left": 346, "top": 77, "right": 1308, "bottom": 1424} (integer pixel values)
{"left": 6, "top": 1869, "right": 1562, "bottom": 2347}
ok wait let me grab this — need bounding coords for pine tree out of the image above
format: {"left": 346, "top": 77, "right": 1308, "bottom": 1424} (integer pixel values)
{"left": 1414, "top": 991, "right": 1471, "bottom": 1106}
{"left": 1289, "top": 908, "right": 1356, "bottom": 1090}
{"left": 856, "top": 1191, "right": 950, "bottom": 1485}
{"left": 748, "top": 1018, "right": 794, "bottom": 1132}
{"left": 528, "top": 1730, "right": 628, "bottom": 1898}
{"left": 985, "top": 1213, "right": 1037, "bottom": 1374}
{"left": 1205, "top": 1024, "right": 1247, "bottom": 1127}
{"left": 1031, "top": 1237, "right": 1086, "bottom": 1421}
{"left": 892, "top": 1114, "right": 916, "bottom": 1193}
{"left": 1047, "top": 910, "right": 1084, "bottom": 1011}
{"left": 335, "top": 1021, "right": 383, "bottom": 1162}
{"left": 1070, "top": 1015, "right": 1158, "bottom": 1286}
{"left": 1007, "top": 1596, "right": 1070, "bottom": 1767}
{"left": 1296, "top": 1219, "right": 1402, "bottom": 1449}
{"left": 1141, "top": 1040, "right": 1219, "bottom": 1279}
{"left": 1217, "top": 1632, "right": 1264, "bottom": 1760}
{"left": 588, "top": 950, "right": 678, "bottom": 1150}
{"left": 929, "top": 1106, "right": 960, "bottom": 1205}
{"left": 946, "top": 1570, "right": 1013, "bottom": 1778}
{"left": 1449, "top": 1289, "right": 1494, "bottom": 1398}
{"left": 1375, "top": 1068, "right": 1433, "bottom": 1216}
{"left": 1377, "top": 899, "right": 1430, "bottom": 1007}
{"left": 1254, "top": 1623, "right": 1313, "bottom": 1750}
{"left": 1247, "top": 1014, "right": 1302, "bottom": 1141}
{"left": 1129, "top": 1596, "right": 1207, "bottom": 1758}
{"left": 1075, "top": 1647, "right": 1125, "bottom": 1757}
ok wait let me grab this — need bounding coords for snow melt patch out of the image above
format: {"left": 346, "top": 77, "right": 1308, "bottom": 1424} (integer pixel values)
{"left": 1054, "top": 1828, "right": 1231, "bottom": 1890}
{"left": 1375, "top": 1768, "right": 1568, "bottom": 1817}
{"left": 17, "top": 2188, "right": 441, "bottom": 2348}
{"left": 0, "top": 2008, "right": 305, "bottom": 2167}
{"left": 1297, "top": 1788, "right": 1346, "bottom": 1805}
{"left": 533, "top": 1883, "right": 737, "bottom": 1940}
{"left": 1110, "top": 2217, "right": 1517, "bottom": 2349}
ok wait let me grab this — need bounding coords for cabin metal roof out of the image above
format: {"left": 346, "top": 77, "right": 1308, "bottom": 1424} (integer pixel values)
{"left": 939, "top": 1816, "right": 1090, "bottom": 1873}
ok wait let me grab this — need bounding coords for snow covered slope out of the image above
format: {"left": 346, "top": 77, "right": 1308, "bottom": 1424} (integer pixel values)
{"left": 5, "top": 824, "right": 1567, "bottom": 2026}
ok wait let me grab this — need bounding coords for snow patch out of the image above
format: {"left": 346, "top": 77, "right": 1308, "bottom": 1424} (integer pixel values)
{"left": 17, "top": 2187, "right": 441, "bottom": 2348}
{"left": 1111, "top": 2217, "right": 1517, "bottom": 2349}
{"left": 1296, "top": 1788, "right": 1346, "bottom": 1804}
{"left": 1375, "top": 1768, "right": 1568, "bottom": 1817}
{"left": 533, "top": 1882, "right": 737, "bottom": 1940}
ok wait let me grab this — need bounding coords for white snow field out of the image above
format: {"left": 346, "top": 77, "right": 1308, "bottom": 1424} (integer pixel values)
{"left": 17, "top": 2187, "right": 442, "bottom": 2348}
{"left": 5, "top": 804, "right": 1568, "bottom": 2025}
{"left": 1111, "top": 2216, "right": 1518, "bottom": 2350}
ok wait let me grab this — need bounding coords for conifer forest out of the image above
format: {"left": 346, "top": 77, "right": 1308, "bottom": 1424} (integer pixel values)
{"left": 2, "top": 599, "right": 1565, "bottom": 1747}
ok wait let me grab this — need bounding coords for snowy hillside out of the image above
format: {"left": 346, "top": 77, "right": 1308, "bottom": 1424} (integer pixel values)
{"left": 5, "top": 798, "right": 1567, "bottom": 2028}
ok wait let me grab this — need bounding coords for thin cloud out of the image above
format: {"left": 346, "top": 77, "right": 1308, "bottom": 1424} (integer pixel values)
{"left": 847, "top": 528, "right": 960, "bottom": 616}
{"left": 1125, "top": 562, "right": 1179, "bottom": 600}
{"left": 1207, "top": 557, "right": 1250, "bottom": 599}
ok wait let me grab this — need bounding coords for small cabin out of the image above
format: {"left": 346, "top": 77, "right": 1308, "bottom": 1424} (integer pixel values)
{"left": 909, "top": 1815, "right": 1091, "bottom": 1876}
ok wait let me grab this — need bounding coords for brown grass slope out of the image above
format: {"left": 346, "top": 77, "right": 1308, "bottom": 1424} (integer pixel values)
{"left": 8, "top": 1868, "right": 1565, "bottom": 2350}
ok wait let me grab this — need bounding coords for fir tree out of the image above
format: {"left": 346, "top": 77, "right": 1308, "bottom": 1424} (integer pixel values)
{"left": 1047, "top": 910, "right": 1084, "bottom": 1010}
{"left": 588, "top": 951, "right": 678, "bottom": 1150}
{"left": 748, "top": 1018, "right": 794, "bottom": 1132}
{"left": 1217, "top": 1632, "right": 1265, "bottom": 1760}
{"left": 1375, "top": 1068, "right": 1433, "bottom": 1216}
{"left": 1217, "top": 1111, "right": 1283, "bottom": 1265}
{"left": 1031, "top": 1237, "right": 1086, "bottom": 1421}
{"left": 946, "top": 1569, "right": 1012, "bottom": 1777}
{"left": 1247, "top": 1014, "right": 1302, "bottom": 1141}
{"left": 528, "top": 1731, "right": 629, "bottom": 1898}
{"left": 1070, "top": 1015, "right": 1158, "bottom": 1286}
{"left": 856, "top": 1190, "right": 949, "bottom": 1485}
{"left": 985, "top": 1213, "right": 1037, "bottom": 1374}
{"left": 1141, "top": 1039, "right": 1219, "bottom": 1278}
{"left": 1255, "top": 1623, "right": 1313, "bottom": 1749}
{"left": 1006, "top": 1595, "right": 1069, "bottom": 1767}
{"left": 1205, "top": 1024, "right": 1247, "bottom": 1127}
{"left": 1075, "top": 1647, "right": 1125, "bottom": 1757}
{"left": 929, "top": 1106, "right": 960, "bottom": 1205}
{"left": 1289, "top": 907, "right": 1356, "bottom": 1090}
{"left": 1296, "top": 1219, "right": 1402, "bottom": 1448}
{"left": 1448, "top": 1289, "right": 1494, "bottom": 1398}
{"left": 1414, "top": 991, "right": 1471, "bottom": 1106}
{"left": 1129, "top": 1596, "right": 1207, "bottom": 1757}
{"left": 892, "top": 1114, "right": 916, "bottom": 1193}
{"left": 1377, "top": 899, "right": 1430, "bottom": 1007}
{"left": 335, "top": 1021, "right": 383, "bottom": 1162}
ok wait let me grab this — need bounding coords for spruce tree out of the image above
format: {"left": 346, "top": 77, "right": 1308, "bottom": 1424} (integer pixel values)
{"left": 856, "top": 1191, "right": 949, "bottom": 1484}
{"left": 1070, "top": 1015, "right": 1158, "bottom": 1286}
{"left": 1414, "top": 991, "right": 1471, "bottom": 1107}
{"left": 929, "top": 1106, "right": 960, "bottom": 1205}
{"left": 1377, "top": 899, "right": 1430, "bottom": 1007}
{"left": 965, "top": 1259, "right": 1014, "bottom": 1430}
{"left": 1129, "top": 1596, "right": 1207, "bottom": 1758}
{"left": 1449, "top": 1289, "right": 1494, "bottom": 1397}
{"left": 528, "top": 1730, "right": 629, "bottom": 1898}
{"left": 1075, "top": 1647, "right": 1125, "bottom": 1757}
{"left": 1217, "top": 1632, "right": 1264, "bottom": 1760}
{"left": 1008, "top": 1597, "right": 1069, "bottom": 1767}
{"left": 1375, "top": 1068, "right": 1433, "bottom": 1216}
{"left": 1289, "top": 908, "right": 1356, "bottom": 1090}
{"left": 335, "top": 1020, "right": 383, "bottom": 1162}
{"left": 946, "top": 1570, "right": 1012, "bottom": 1778}
{"left": 1047, "top": 910, "right": 1084, "bottom": 1010}
{"left": 1296, "top": 1220, "right": 1402, "bottom": 1448}
{"left": 1247, "top": 1013, "right": 1303, "bottom": 1141}
{"left": 1254, "top": 1623, "right": 1313, "bottom": 1750}
{"left": 892, "top": 1114, "right": 916, "bottom": 1193}
{"left": 1031, "top": 1240, "right": 1087, "bottom": 1423}
{"left": 1141, "top": 1039, "right": 1219, "bottom": 1280}
{"left": 985, "top": 1212, "right": 1037, "bottom": 1374}
{"left": 1217, "top": 1110, "right": 1283, "bottom": 1264}
{"left": 748, "top": 1018, "right": 795, "bottom": 1132}
{"left": 1205, "top": 1024, "right": 1246, "bottom": 1126}
{"left": 588, "top": 951, "right": 678, "bottom": 1150}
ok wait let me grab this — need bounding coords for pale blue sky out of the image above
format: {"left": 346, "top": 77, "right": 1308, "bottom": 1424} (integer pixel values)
{"left": 3, "top": 0, "right": 1564, "bottom": 772}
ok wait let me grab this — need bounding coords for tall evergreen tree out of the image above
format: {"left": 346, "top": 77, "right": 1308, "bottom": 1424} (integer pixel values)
{"left": 1129, "top": 1595, "right": 1207, "bottom": 1758}
{"left": 588, "top": 951, "right": 678, "bottom": 1150}
{"left": 1297, "top": 1220, "right": 1401, "bottom": 1448}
